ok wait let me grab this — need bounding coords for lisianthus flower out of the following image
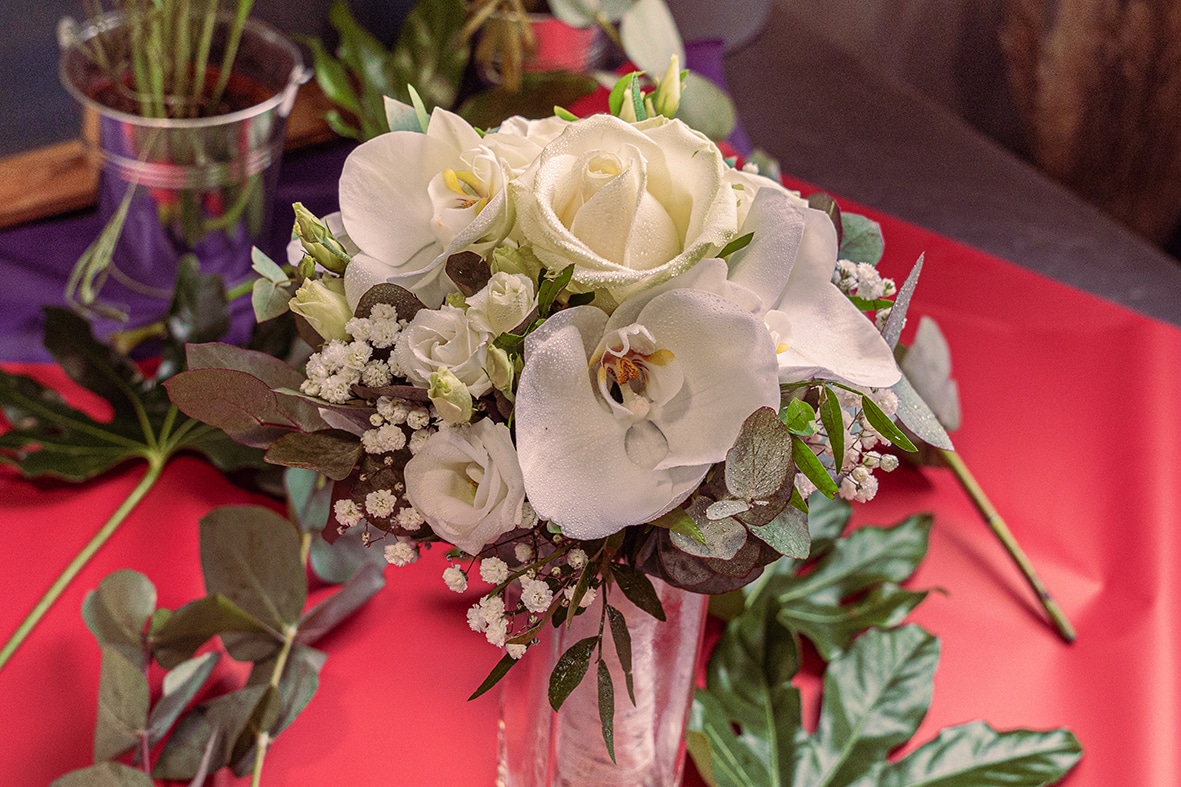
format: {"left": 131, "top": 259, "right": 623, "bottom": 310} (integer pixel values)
{"left": 404, "top": 419, "right": 526, "bottom": 555}
{"left": 727, "top": 188, "right": 901, "bottom": 388}
{"left": 514, "top": 265, "right": 780, "bottom": 539}
{"left": 339, "top": 109, "right": 513, "bottom": 308}
{"left": 512, "top": 114, "right": 737, "bottom": 306}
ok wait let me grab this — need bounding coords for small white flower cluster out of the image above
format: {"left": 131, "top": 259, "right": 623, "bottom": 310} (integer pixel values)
{"left": 459, "top": 541, "right": 600, "bottom": 661}
{"left": 301, "top": 305, "right": 408, "bottom": 403}
{"left": 361, "top": 396, "right": 435, "bottom": 456}
{"left": 832, "top": 259, "right": 897, "bottom": 302}
{"left": 794, "top": 387, "right": 902, "bottom": 504}
{"left": 383, "top": 538, "right": 420, "bottom": 566}
{"left": 332, "top": 486, "right": 425, "bottom": 534}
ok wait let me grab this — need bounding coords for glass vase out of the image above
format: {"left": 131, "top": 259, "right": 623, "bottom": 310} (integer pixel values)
{"left": 497, "top": 576, "right": 706, "bottom": 786}
{"left": 58, "top": 11, "right": 309, "bottom": 333}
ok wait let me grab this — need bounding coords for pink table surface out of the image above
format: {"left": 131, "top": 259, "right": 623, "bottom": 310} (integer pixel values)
{"left": 1, "top": 197, "right": 1179, "bottom": 785}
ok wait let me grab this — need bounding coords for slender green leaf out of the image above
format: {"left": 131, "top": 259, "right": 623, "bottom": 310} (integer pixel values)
{"left": 597, "top": 659, "right": 616, "bottom": 763}
{"left": 780, "top": 398, "right": 818, "bottom": 436}
{"left": 792, "top": 435, "right": 838, "bottom": 498}
{"left": 548, "top": 636, "right": 598, "bottom": 711}
{"left": 719, "top": 232, "right": 755, "bottom": 260}
{"left": 610, "top": 564, "right": 666, "bottom": 622}
{"left": 605, "top": 606, "right": 635, "bottom": 705}
{"left": 819, "top": 387, "right": 845, "bottom": 478}
{"left": 861, "top": 394, "right": 918, "bottom": 453}
{"left": 468, "top": 652, "right": 522, "bottom": 700}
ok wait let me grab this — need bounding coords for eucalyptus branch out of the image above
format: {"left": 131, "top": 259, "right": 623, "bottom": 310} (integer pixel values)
{"left": 939, "top": 448, "right": 1076, "bottom": 643}
{"left": 251, "top": 622, "right": 297, "bottom": 787}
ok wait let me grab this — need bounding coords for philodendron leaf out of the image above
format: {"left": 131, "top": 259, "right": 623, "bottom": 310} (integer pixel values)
{"left": 881, "top": 721, "right": 1082, "bottom": 786}
{"left": 200, "top": 507, "right": 307, "bottom": 636}
{"left": 147, "top": 652, "right": 220, "bottom": 748}
{"left": 549, "top": 636, "right": 598, "bottom": 712}
{"left": 150, "top": 594, "right": 273, "bottom": 669}
{"left": 839, "top": 213, "right": 885, "bottom": 266}
{"left": 159, "top": 256, "right": 230, "bottom": 381}
{"left": 51, "top": 762, "right": 154, "bottom": 787}
{"left": 802, "top": 626, "right": 940, "bottom": 785}
{"left": 94, "top": 646, "right": 150, "bottom": 762}
{"left": 82, "top": 570, "right": 156, "bottom": 669}
{"left": 725, "top": 407, "right": 793, "bottom": 502}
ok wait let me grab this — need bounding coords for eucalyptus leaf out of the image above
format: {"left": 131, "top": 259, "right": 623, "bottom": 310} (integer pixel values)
{"left": 82, "top": 570, "right": 156, "bottom": 668}
{"left": 229, "top": 685, "right": 284, "bottom": 775}
{"left": 673, "top": 71, "right": 736, "bottom": 141}
{"left": 355, "top": 283, "right": 427, "bottom": 322}
{"left": 672, "top": 500, "right": 748, "bottom": 560}
{"left": 882, "top": 721, "right": 1082, "bottom": 787}
{"left": 154, "top": 685, "right": 270, "bottom": 780}
{"left": 619, "top": 0, "right": 685, "bottom": 81}
{"left": 445, "top": 251, "right": 492, "bottom": 297}
{"left": 549, "top": 636, "right": 598, "bottom": 711}
{"left": 252, "top": 278, "right": 293, "bottom": 323}
{"left": 893, "top": 373, "right": 955, "bottom": 452}
{"left": 150, "top": 594, "right": 273, "bottom": 669}
{"left": 881, "top": 254, "right": 924, "bottom": 351}
{"left": 265, "top": 429, "right": 364, "bottom": 481}
{"left": 748, "top": 505, "right": 810, "bottom": 560}
{"left": 251, "top": 247, "right": 288, "bottom": 284}
{"left": 51, "top": 762, "right": 154, "bottom": 787}
{"left": 247, "top": 644, "right": 326, "bottom": 736}
{"left": 725, "top": 407, "right": 793, "bottom": 502}
{"left": 94, "top": 646, "right": 150, "bottom": 762}
{"left": 285, "top": 467, "right": 332, "bottom": 535}
{"left": 297, "top": 562, "right": 385, "bottom": 645}
{"left": 200, "top": 507, "right": 307, "bottom": 633}
{"left": 900, "top": 316, "right": 962, "bottom": 433}
{"left": 839, "top": 213, "right": 885, "bottom": 266}
{"left": 147, "top": 652, "right": 220, "bottom": 747}
{"left": 309, "top": 516, "right": 389, "bottom": 584}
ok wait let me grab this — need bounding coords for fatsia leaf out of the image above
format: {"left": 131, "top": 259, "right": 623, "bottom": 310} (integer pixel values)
{"left": 800, "top": 626, "right": 940, "bottom": 786}
{"left": 881, "top": 721, "right": 1082, "bottom": 787}
{"left": 147, "top": 652, "right": 220, "bottom": 747}
{"left": 200, "top": 507, "right": 307, "bottom": 634}
{"left": 94, "top": 646, "right": 150, "bottom": 762}
{"left": 159, "top": 257, "right": 231, "bottom": 381}
{"left": 779, "top": 584, "right": 929, "bottom": 661}
{"left": 51, "top": 762, "right": 154, "bottom": 787}
{"left": 82, "top": 570, "right": 156, "bottom": 669}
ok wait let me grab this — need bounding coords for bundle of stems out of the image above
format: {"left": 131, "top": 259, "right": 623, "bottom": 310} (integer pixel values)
{"left": 78, "top": 0, "right": 256, "bottom": 119}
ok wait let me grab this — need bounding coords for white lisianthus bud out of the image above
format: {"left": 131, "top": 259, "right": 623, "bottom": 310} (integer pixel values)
{"left": 468, "top": 272, "right": 536, "bottom": 336}
{"left": 485, "top": 345, "right": 515, "bottom": 396}
{"left": 293, "top": 202, "right": 351, "bottom": 274}
{"left": 289, "top": 277, "right": 353, "bottom": 343}
{"left": 651, "top": 55, "right": 683, "bottom": 118}
{"left": 428, "top": 367, "right": 474, "bottom": 424}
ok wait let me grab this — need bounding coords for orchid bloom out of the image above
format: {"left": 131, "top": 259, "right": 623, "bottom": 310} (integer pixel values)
{"left": 514, "top": 262, "right": 780, "bottom": 539}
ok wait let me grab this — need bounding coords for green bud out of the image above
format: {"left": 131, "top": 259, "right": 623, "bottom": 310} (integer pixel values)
{"left": 293, "top": 202, "right": 351, "bottom": 274}
{"left": 428, "top": 367, "right": 474, "bottom": 424}
{"left": 651, "top": 55, "right": 683, "bottom": 118}
{"left": 485, "top": 345, "right": 515, "bottom": 399}
{"left": 289, "top": 277, "right": 352, "bottom": 342}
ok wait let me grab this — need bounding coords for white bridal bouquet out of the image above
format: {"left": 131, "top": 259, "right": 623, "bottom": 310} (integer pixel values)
{"left": 166, "top": 67, "right": 943, "bottom": 757}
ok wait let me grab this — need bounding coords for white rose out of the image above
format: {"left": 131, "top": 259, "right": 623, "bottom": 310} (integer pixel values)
{"left": 404, "top": 420, "right": 527, "bottom": 555}
{"left": 466, "top": 272, "right": 536, "bottom": 335}
{"left": 394, "top": 305, "right": 492, "bottom": 396}
{"left": 511, "top": 114, "right": 737, "bottom": 305}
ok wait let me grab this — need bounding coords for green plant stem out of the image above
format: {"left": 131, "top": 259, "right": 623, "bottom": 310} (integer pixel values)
{"left": 252, "top": 623, "right": 297, "bottom": 787}
{"left": 939, "top": 448, "right": 1076, "bottom": 643}
{"left": 0, "top": 455, "right": 167, "bottom": 673}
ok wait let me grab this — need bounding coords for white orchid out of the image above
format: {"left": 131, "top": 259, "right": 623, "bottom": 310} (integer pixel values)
{"left": 514, "top": 263, "right": 780, "bottom": 539}
{"left": 726, "top": 188, "right": 901, "bottom": 388}
{"left": 339, "top": 108, "right": 513, "bottom": 308}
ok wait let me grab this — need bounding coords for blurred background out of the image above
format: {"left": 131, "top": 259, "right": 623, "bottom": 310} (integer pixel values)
{"left": 3, "top": 0, "right": 1179, "bottom": 262}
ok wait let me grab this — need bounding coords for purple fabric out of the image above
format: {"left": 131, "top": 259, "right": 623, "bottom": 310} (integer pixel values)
{"left": 0, "top": 142, "right": 353, "bottom": 362}
{"left": 684, "top": 38, "right": 752, "bottom": 155}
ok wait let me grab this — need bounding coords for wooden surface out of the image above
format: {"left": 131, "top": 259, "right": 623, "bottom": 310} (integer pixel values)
{"left": 0, "top": 83, "right": 338, "bottom": 231}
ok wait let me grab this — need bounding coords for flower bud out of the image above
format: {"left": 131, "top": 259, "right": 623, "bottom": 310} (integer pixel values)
{"left": 485, "top": 345, "right": 515, "bottom": 397}
{"left": 429, "top": 367, "right": 474, "bottom": 424}
{"left": 651, "top": 55, "right": 682, "bottom": 118}
{"left": 469, "top": 272, "right": 535, "bottom": 335}
{"left": 289, "top": 277, "right": 353, "bottom": 342}
{"left": 293, "top": 202, "right": 351, "bottom": 274}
